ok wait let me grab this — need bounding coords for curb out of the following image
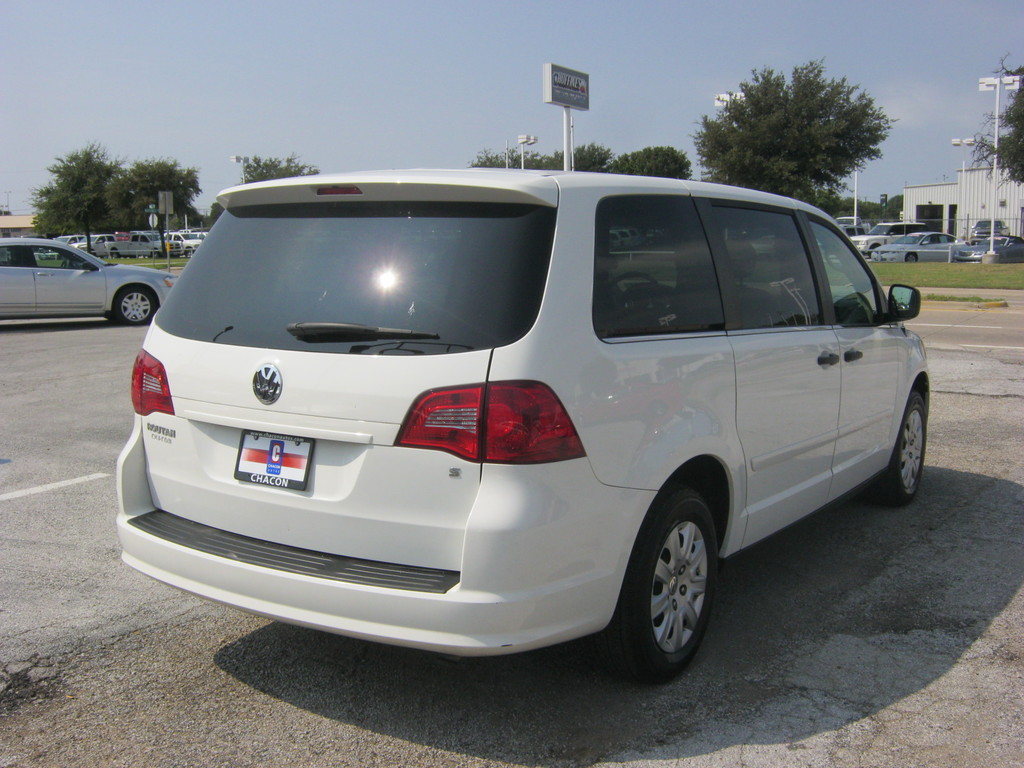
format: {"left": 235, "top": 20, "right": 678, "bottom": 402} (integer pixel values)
{"left": 921, "top": 300, "right": 1009, "bottom": 309}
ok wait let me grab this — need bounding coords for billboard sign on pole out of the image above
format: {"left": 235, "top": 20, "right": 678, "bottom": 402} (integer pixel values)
{"left": 543, "top": 63, "right": 590, "bottom": 111}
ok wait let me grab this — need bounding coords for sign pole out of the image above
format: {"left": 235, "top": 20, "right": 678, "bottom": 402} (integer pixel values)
{"left": 563, "top": 107, "right": 572, "bottom": 171}
{"left": 544, "top": 63, "right": 589, "bottom": 173}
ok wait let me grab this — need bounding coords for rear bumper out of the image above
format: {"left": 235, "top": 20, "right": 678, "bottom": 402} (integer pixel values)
{"left": 117, "top": 422, "right": 652, "bottom": 656}
{"left": 118, "top": 504, "right": 626, "bottom": 656}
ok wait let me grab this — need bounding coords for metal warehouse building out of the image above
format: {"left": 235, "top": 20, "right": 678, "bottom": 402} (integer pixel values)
{"left": 902, "top": 166, "right": 1023, "bottom": 239}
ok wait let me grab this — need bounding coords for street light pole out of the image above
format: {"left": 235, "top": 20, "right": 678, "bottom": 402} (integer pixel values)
{"left": 229, "top": 155, "right": 249, "bottom": 184}
{"left": 517, "top": 135, "right": 538, "bottom": 169}
{"left": 951, "top": 138, "right": 976, "bottom": 239}
{"left": 978, "top": 75, "right": 1021, "bottom": 254}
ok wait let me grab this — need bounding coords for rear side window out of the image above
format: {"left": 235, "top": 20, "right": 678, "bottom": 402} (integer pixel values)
{"left": 157, "top": 202, "right": 556, "bottom": 355}
{"left": 593, "top": 195, "right": 724, "bottom": 338}
{"left": 705, "top": 205, "right": 822, "bottom": 329}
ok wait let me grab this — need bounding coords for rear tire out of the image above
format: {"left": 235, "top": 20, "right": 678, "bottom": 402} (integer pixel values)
{"left": 869, "top": 391, "right": 927, "bottom": 506}
{"left": 599, "top": 487, "right": 718, "bottom": 683}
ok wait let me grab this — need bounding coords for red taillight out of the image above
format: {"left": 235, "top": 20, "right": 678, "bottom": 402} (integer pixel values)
{"left": 131, "top": 350, "right": 174, "bottom": 416}
{"left": 316, "top": 185, "right": 363, "bottom": 196}
{"left": 396, "top": 381, "right": 585, "bottom": 464}
{"left": 397, "top": 386, "right": 483, "bottom": 461}
{"left": 484, "top": 382, "right": 585, "bottom": 463}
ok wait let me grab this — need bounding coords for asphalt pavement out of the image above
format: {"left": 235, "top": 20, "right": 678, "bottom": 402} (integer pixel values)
{"left": 0, "top": 316, "right": 1021, "bottom": 768}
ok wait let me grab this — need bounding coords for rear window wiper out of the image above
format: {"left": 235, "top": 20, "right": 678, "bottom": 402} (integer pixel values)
{"left": 286, "top": 321, "right": 440, "bottom": 343}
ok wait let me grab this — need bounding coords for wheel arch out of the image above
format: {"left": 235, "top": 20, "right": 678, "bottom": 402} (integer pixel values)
{"left": 108, "top": 282, "right": 160, "bottom": 325}
{"left": 108, "top": 282, "right": 160, "bottom": 312}
{"left": 653, "top": 455, "right": 731, "bottom": 553}
{"left": 912, "top": 371, "right": 930, "bottom": 411}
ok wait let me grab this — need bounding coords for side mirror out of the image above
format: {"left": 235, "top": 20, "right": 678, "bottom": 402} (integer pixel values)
{"left": 887, "top": 284, "right": 921, "bottom": 321}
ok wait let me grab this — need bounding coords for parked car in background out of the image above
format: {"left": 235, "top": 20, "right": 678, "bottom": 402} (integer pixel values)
{"left": 995, "top": 241, "right": 1024, "bottom": 263}
{"left": 73, "top": 234, "right": 118, "bottom": 257}
{"left": 849, "top": 222, "right": 929, "bottom": 255}
{"left": 54, "top": 235, "right": 88, "bottom": 247}
{"left": 0, "top": 238, "right": 176, "bottom": 324}
{"left": 951, "top": 235, "right": 1024, "bottom": 262}
{"left": 871, "top": 232, "right": 958, "bottom": 262}
{"left": 116, "top": 169, "right": 928, "bottom": 683}
{"left": 840, "top": 223, "right": 869, "bottom": 237}
{"left": 968, "top": 220, "right": 1010, "bottom": 244}
{"left": 835, "top": 216, "right": 867, "bottom": 236}
{"left": 107, "top": 232, "right": 161, "bottom": 258}
{"left": 167, "top": 231, "right": 205, "bottom": 256}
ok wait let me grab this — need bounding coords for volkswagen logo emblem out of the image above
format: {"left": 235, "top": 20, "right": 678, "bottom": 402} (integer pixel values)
{"left": 252, "top": 364, "right": 283, "bottom": 405}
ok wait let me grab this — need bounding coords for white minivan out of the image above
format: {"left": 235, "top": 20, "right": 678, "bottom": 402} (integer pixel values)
{"left": 117, "top": 170, "right": 928, "bottom": 682}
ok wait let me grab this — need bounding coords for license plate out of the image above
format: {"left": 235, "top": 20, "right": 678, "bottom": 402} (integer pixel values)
{"left": 234, "top": 431, "right": 315, "bottom": 491}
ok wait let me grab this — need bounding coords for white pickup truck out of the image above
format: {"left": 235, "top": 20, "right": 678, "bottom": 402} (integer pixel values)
{"left": 106, "top": 232, "right": 161, "bottom": 258}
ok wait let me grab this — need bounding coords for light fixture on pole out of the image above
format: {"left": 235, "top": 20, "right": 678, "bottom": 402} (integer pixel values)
{"left": 978, "top": 75, "right": 1021, "bottom": 255}
{"left": 714, "top": 92, "right": 744, "bottom": 108}
{"left": 517, "top": 135, "right": 538, "bottom": 169}
{"left": 951, "top": 138, "right": 976, "bottom": 240}
{"left": 229, "top": 155, "right": 250, "bottom": 184}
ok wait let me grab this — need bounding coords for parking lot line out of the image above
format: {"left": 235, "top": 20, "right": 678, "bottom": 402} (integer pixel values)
{"left": 0, "top": 472, "right": 110, "bottom": 502}
{"left": 961, "top": 344, "right": 1024, "bottom": 351}
{"left": 910, "top": 323, "right": 1004, "bottom": 329}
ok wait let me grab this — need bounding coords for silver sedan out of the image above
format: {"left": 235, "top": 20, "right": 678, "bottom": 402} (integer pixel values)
{"left": 951, "top": 236, "right": 1024, "bottom": 262}
{"left": 871, "top": 232, "right": 958, "bottom": 263}
{"left": 0, "top": 238, "right": 177, "bottom": 324}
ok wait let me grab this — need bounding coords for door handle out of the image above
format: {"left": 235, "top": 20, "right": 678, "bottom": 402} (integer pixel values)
{"left": 817, "top": 352, "right": 840, "bottom": 367}
{"left": 844, "top": 349, "right": 864, "bottom": 363}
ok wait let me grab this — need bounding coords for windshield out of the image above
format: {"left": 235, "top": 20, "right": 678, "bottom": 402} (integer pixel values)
{"left": 890, "top": 235, "right": 922, "bottom": 245}
{"left": 156, "top": 201, "right": 556, "bottom": 355}
{"left": 866, "top": 225, "right": 892, "bottom": 235}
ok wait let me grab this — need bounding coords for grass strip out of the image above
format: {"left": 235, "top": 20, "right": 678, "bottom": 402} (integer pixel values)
{"left": 869, "top": 263, "right": 1024, "bottom": 290}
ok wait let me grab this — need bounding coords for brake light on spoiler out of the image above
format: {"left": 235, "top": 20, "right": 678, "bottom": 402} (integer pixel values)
{"left": 316, "top": 185, "right": 363, "bottom": 196}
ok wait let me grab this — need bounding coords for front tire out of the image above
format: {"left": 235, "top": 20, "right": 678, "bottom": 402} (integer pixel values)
{"left": 111, "top": 286, "right": 157, "bottom": 325}
{"left": 905, "top": 253, "right": 918, "bottom": 262}
{"left": 870, "top": 391, "right": 927, "bottom": 506}
{"left": 599, "top": 487, "right": 718, "bottom": 683}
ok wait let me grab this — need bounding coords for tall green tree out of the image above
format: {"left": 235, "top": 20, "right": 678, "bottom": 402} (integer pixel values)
{"left": 32, "top": 143, "right": 122, "bottom": 236}
{"left": 472, "top": 143, "right": 615, "bottom": 172}
{"left": 553, "top": 142, "right": 615, "bottom": 172}
{"left": 610, "top": 146, "right": 692, "bottom": 179}
{"left": 206, "top": 154, "right": 320, "bottom": 225}
{"left": 694, "top": 60, "right": 893, "bottom": 205}
{"left": 978, "top": 62, "right": 1024, "bottom": 184}
{"left": 471, "top": 147, "right": 556, "bottom": 169}
{"left": 106, "top": 158, "right": 201, "bottom": 230}
{"left": 242, "top": 154, "right": 320, "bottom": 183}
{"left": 826, "top": 194, "right": 903, "bottom": 221}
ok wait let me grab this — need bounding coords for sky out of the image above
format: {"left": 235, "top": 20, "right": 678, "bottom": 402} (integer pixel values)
{"left": 3, "top": 0, "right": 1022, "bottom": 219}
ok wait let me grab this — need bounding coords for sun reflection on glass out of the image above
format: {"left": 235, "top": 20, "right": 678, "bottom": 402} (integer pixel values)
{"left": 375, "top": 269, "right": 398, "bottom": 291}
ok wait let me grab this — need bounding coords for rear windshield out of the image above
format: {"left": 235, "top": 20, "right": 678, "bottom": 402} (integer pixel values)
{"left": 156, "top": 201, "right": 556, "bottom": 355}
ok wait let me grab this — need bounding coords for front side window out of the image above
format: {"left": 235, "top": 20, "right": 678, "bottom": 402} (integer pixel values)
{"left": 593, "top": 195, "right": 724, "bottom": 338}
{"left": 810, "top": 221, "right": 880, "bottom": 326}
{"left": 707, "top": 206, "right": 822, "bottom": 329}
